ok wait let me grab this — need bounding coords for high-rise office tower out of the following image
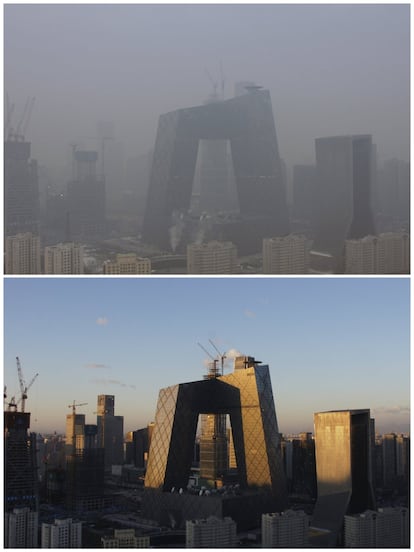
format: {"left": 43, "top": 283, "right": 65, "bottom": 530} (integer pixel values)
{"left": 314, "top": 135, "right": 376, "bottom": 256}
{"left": 96, "top": 395, "right": 124, "bottom": 469}
{"left": 311, "top": 410, "right": 376, "bottom": 547}
{"left": 4, "top": 411, "right": 38, "bottom": 514}
{"left": 187, "top": 240, "right": 237, "bottom": 274}
{"left": 344, "top": 507, "right": 409, "bottom": 548}
{"left": 4, "top": 139, "right": 40, "bottom": 237}
{"left": 103, "top": 253, "right": 151, "bottom": 274}
{"left": 41, "top": 518, "right": 82, "bottom": 548}
{"left": 377, "top": 158, "right": 410, "bottom": 224}
{"left": 186, "top": 516, "right": 237, "bottom": 548}
{"left": 4, "top": 410, "right": 39, "bottom": 548}
{"left": 143, "top": 88, "right": 289, "bottom": 254}
{"left": 44, "top": 242, "right": 84, "bottom": 274}
{"left": 144, "top": 355, "right": 287, "bottom": 528}
{"left": 67, "top": 150, "right": 106, "bottom": 241}
{"left": 262, "top": 510, "right": 309, "bottom": 547}
{"left": 5, "top": 232, "right": 41, "bottom": 274}
{"left": 344, "top": 232, "right": 410, "bottom": 274}
{"left": 4, "top": 507, "right": 38, "bottom": 548}
{"left": 292, "top": 164, "right": 316, "bottom": 223}
{"left": 65, "top": 408, "right": 105, "bottom": 512}
{"left": 262, "top": 235, "right": 310, "bottom": 274}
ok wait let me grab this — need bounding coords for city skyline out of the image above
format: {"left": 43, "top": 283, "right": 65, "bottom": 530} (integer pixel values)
{"left": 5, "top": 4, "right": 409, "bottom": 169}
{"left": 4, "top": 277, "right": 410, "bottom": 435}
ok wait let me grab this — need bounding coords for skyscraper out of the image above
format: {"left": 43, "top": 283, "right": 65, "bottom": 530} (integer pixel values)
{"left": 314, "top": 135, "right": 375, "bottom": 256}
{"left": 4, "top": 410, "right": 38, "bottom": 547}
{"left": 143, "top": 88, "right": 289, "bottom": 253}
{"left": 67, "top": 150, "right": 106, "bottom": 241}
{"left": 96, "top": 395, "right": 124, "bottom": 469}
{"left": 4, "top": 139, "right": 40, "bottom": 237}
{"left": 311, "top": 409, "right": 376, "bottom": 547}
{"left": 144, "top": 355, "right": 287, "bottom": 528}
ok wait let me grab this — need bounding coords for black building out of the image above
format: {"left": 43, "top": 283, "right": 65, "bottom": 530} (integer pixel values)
{"left": 143, "top": 88, "right": 289, "bottom": 254}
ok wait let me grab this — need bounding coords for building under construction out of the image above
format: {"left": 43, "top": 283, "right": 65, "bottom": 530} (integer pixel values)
{"left": 4, "top": 410, "right": 38, "bottom": 514}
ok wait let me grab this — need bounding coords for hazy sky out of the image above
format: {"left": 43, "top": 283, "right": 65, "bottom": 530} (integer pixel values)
{"left": 4, "top": 277, "right": 410, "bottom": 435}
{"left": 4, "top": 3, "right": 410, "bottom": 171}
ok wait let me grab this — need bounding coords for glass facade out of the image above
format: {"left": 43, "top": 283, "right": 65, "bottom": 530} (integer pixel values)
{"left": 145, "top": 357, "right": 287, "bottom": 512}
{"left": 143, "top": 89, "right": 289, "bottom": 252}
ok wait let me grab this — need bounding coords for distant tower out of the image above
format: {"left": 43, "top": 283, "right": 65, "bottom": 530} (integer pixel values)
{"left": 67, "top": 150, "right": 106, "bottom": 241}
{"left": 4, "top": 139, "right": 40, "bottom": 238}
{"left": 65, "top": 409, "right": 105, "bottom": 512}
{"left": 311, "top": 409, "right": 376, "bottom": 547}
{"left": 96, "top": 395, "right": 124, "bottom": 469}
{"left": 314, "top": 135, "right": 376, "bottom": 256}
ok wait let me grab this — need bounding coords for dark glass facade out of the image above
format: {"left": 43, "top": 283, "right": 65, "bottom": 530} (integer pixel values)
{"left": 314, "top": 135, "right": 376, "bottom": 255}
{"left": 143, "top": 89, "right": 289, "bottom": 252}
{"left": 145, "top": 356, "right": 287, "bottom": 514}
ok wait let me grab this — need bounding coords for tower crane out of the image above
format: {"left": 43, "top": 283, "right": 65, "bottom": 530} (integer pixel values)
{"left": 68, "top": 400, "right": 88, "bottom": 414}
{"left": 16, "top": 356, "right": 39, "bottom": 413}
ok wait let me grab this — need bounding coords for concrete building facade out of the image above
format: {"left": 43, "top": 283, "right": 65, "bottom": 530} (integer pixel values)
{"left": 41, "top": 518, "right": 82, "bottom": 548}
{"left": 44, "top": 242, "right": 84, "bottom": 274}
{"left": 187, "top": 240, "right": 237, "bottom": 274}
{"left": 262, "top": 234, "right": 309, "bottom": 274}
{"left": 344, "top": 507, "right": 409, "bottom": 548}
{"left": 4, "top": 507, "right": 38, "bottom": 548}
{"left": 186, "top": 516, "right": 237, "bottom": 548}
{"left": 344, "top": 232, "right": 409, "bottom": 274}
{"left": 262, "top": 510, "right": 309, "bottom": 547}
{"left": 5, "top": 232, "right": 41, "bottom": 274}
{"left": 103, "top": 253, "right": 151, "bottom": 274}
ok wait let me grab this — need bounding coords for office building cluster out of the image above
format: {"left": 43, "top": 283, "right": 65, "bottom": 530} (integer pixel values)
{"left": 3, "top": 352, "right": 410, "bottom": 548}
{"left": 4, "top": 83, "right": 409, "bottom": 275}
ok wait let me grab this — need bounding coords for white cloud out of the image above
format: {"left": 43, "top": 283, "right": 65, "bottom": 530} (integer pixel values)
{"left": 244, "top": 309, "right": 256, "bottom": 319}
{"left": 84, "top": 363, "right": 108, "bottom": 369}
{"left": 96, "top": 317, "right": 108, "bottom": 326}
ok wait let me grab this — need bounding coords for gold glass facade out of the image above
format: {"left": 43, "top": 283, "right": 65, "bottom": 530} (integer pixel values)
{"left": 145, "top": 357, "right": 287, "bottom": 510}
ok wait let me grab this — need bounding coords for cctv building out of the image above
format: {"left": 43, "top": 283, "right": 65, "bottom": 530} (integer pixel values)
{"left": 143, "top": 356, "right": 287, "bottom": 529}
{"left": 143, "top": 88, "right": 289, "bottom": 254}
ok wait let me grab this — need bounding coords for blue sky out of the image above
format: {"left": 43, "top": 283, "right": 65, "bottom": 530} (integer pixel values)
{"left": 3, "top": 277, "right": 410, "bottom": 435}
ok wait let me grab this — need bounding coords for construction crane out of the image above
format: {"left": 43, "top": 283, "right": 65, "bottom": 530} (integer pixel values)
{"left": 16, "top": 356, "right": 39, "bottom": 413}
{"left": 208, "top": 339, "right": 227, "bottom": 375}
{"left": 68, "top": 400, "right": 88, "bottom": 414}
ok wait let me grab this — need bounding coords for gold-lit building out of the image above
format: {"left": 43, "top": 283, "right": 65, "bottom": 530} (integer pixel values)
{"left": 311, "top": 409, "right": 375, "bottom": 546}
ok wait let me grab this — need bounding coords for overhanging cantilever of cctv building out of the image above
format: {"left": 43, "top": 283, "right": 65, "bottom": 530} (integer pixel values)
{"left": 145, "top": 356, "right": 287, "bottom": 515}
{"left": 143, "top": 89, "right": 289, "bottom": 252}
